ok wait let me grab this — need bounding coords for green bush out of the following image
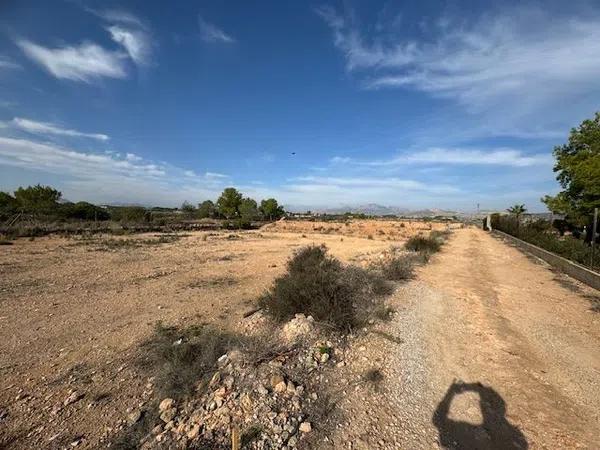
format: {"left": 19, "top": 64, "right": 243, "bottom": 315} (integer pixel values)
{"left": 494, "top": 216, "right": 599, "bottom": 268}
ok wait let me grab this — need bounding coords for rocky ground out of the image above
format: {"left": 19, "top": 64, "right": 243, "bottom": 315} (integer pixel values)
{"left": 1, "top": 224, "right": 599, "bottom": 449}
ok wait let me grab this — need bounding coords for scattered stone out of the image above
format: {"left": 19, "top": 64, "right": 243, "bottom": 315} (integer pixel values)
{"left": 160, "top": 407, "right": 177, "bottom": 424}
{"left": 63, "top": 391, "right": 83, "bottom": 406}
{"left": 127, "top": 409, "right": 142, "bottom": 425}
{"left": 187, "top": 424, "right": 201, "bottom": 439}
{"left": 274, "top": 381, "right": 287, "bottom": 393}
{"left": 270, "top": 373, "right": 285, "bottom": 389}
{"left": 281, "top": 314, "right": 315, "bottom": 343}
{"left": 159, "top": 398, "right": 175, "bottom": 412}
{"left": 299, "top": 422, "right": 312, "bottom": 433}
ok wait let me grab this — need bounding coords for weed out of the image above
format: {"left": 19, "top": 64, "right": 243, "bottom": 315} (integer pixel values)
{"left": 137, "top": 322, "right": 238, "bottom": 400}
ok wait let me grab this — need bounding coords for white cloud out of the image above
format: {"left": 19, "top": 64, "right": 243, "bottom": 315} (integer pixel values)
{"left": 292, "top": 175, "right": 460, "bottom": 195}
{"left": 0, "top": 56, "right": 20, "bottom": 70}
{"left": 17, "top": 40, "right": 128, "bottom": 82}
{"left": 10, "top": 117, "right": 109, "bottom": 141}
{"left": 330, "top": 147, "right": 552, "bottom": 168}
{"left": 397, "top": 148, "right": 552, "bottom": 167}
{"left": 0, "top": 136, "right": 230, "bottom": 206}
{"left": 317, "top": 6, "right": 600, "bottom": 135}
{"left": 125, "top": 152, "right": 142, "bottom": 161}
{"left": 18, "top": 9, "right": 153, "bottom": 82}
{"left": 107, "top": 25, "right": 152, "bottom": 66}
{"left": 198, "top": 15, "right": 235, "bottom": 43}
{"left": 89, "top": 9, "right": 147, "bottom": 29}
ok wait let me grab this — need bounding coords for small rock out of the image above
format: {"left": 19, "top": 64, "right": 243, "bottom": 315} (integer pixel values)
{"left": 286, "top": 381, "right": 296, "bottom": 393}
{"left": 160, "top": 408, "right": 176, "bottom": 423}
{"left": 274, "top": 381, "right": 287, "bottom": 393}
{"left": 270, "top": 374, "right": 285, "bottom": 389}
{"left": 217, "top": 354, "right": 229, "bottom": 366}
{"left": 209, "top": 372, "right": 221, "bottom": 388}
{"left": 299, "top": 422, "right": 312, "bottom": 433}
{"left": 128, "top": 409, "right": 142, "bottom": 425}
{"left": 257, "top": 384, "right": 269, "bottom": 396}
{"left": 63, "top": 391, "right": 83, "bottom": 406}
{"left": 158, "top": 398, "right": 174, "bottom": 412}
{"left": 187, "top": 424, "right": 200, "bottom": 439}
{"left": 320, "top": 353, "right": 330, "bottom": 363}
{"left": 240, "top": 393, "right": 253, "bottom": 412}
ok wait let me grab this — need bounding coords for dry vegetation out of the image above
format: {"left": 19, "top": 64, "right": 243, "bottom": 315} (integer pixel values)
{"left": 0, "top": 219, "right": 451, "bottom": 449}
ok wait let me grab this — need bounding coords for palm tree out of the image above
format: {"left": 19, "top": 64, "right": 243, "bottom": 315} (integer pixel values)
{"left": 507, "top": 204, "right": 527, "bottom": 219}
{"left": 507, "top": 204, "right": 527, "bottom": 231}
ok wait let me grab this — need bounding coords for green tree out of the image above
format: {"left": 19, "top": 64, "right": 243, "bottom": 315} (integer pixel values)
{"left": 0, "top": 191, "right": 17, "bottom": 219}
{"left": 542, "top": 112, "right": 600, "bottom": 225}
{"left": 13, "top": 184, "right": 61, "bottom": 213}
{"left": 239, "top": 197, "right": 259, "bottom": 221}
{"left": 506, "top": 204, "right": 527, "bottom": 220}
{"left": 260, "top": 198, "right": 285, "bottom": 220}
{"left": 180, "top": 201, "right": 196, "bottom": 215}
{"left": 216, "top": 188, "right": 242, "bottom": 219}
{"left": 61, "top": 201, "right": 110, "bottom": 220}
{"left": 197, "top": 200, "right": 217, "bottom": 219}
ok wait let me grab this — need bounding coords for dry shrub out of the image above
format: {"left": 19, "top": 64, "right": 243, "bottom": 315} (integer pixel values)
{"left": 259, "top": 245, "right": 390, "bottom": 331}
{"left": 379, "top": 255, "right": 415, "bottom": 281}
{"left": 405, "top": 235, "right": 442, "bottom": 253}
{"left": 137, "top": 323, "right": 238, "bottom": 400}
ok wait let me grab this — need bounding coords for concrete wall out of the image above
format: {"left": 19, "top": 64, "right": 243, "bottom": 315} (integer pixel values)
{"left": 492, "top": 230, "right": 600, "bottom": 291}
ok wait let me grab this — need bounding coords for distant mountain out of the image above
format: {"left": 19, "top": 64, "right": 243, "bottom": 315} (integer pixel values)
{"left": 284, "top": 203, "right": 461, "bottom": 217}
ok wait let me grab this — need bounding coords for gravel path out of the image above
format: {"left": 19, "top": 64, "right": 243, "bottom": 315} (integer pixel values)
{"left": 334, "top": 227, "right": 600, "bottom": 449}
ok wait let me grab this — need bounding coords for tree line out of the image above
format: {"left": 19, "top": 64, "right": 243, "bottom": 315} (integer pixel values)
{"left": 182, "top": 187, "right": 285, "bottom": 223}
{"left": 0, "top": 185, "right": 285, "bottom": 225}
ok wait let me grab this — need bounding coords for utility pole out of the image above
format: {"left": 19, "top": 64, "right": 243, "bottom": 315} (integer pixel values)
{"left": 591, "top": 207, "right": 598, "bottom": 270}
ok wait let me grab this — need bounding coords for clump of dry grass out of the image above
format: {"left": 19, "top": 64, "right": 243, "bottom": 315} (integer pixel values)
{"left": 137, "top": 322, "right": 238, "bottom": 400}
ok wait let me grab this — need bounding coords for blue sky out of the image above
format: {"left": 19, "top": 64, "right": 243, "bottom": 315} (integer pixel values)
{"left": 1, "top": 0, "right": 599, "bottom": 211}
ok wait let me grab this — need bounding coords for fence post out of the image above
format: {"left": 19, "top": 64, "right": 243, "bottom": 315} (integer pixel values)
{"left": 591, "top": 207, "right": 598, "bottom": 270}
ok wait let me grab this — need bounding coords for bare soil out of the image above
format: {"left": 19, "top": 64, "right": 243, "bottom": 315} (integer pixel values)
{"left": 1, "top": 223, "right": 598, "bottom": 449}
{"left": 0, "top": 226, "right": 393, "bottom": 449}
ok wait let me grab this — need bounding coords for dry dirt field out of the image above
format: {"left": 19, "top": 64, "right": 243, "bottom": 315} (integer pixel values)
{"left": 1, "top": 220, "right": 599, "bottom": 449}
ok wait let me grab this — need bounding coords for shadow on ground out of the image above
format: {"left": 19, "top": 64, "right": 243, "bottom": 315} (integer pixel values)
{"left": 433, "top": 380, "right": 528, "bottom": 450}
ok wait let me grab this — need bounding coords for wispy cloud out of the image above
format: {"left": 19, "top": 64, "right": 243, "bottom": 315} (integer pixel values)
{"left": 17, "top": 40, "right": 128, "bottom": 82}
{"left": 330, "top": 147, "right": 552, "bottom": 168}
{"left": 198, "top": 15, "right": 235, "bottom": 43}
{"left": 106, "top": 25, "right": 152, "bottom": 66}
{"left": 317, "top": 5, "right": 600, "bottom": 138}
{"left": 292, "top": 175, "right": 460, "bottom": 195}
{"left": 0, "top": 56, "right": 20, "bottom": 70}
{"left": 18, "top": 9, "right": 153, "bottom": 82}
{"left": 9, "top": 117, "right": 109, "bottom": 141}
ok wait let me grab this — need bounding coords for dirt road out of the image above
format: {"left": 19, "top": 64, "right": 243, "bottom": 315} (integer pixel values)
{"left": 334, "top": 227, "right": 600, "bottom": 449}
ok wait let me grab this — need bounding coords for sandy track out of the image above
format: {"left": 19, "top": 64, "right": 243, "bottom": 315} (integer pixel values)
{"left": 335, "top": 227, "right": 599, "bottom": 449}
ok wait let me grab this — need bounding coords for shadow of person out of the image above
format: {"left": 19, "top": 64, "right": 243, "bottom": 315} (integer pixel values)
{"left": 433, "top": 380, "right": 528, "bottom": 450}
